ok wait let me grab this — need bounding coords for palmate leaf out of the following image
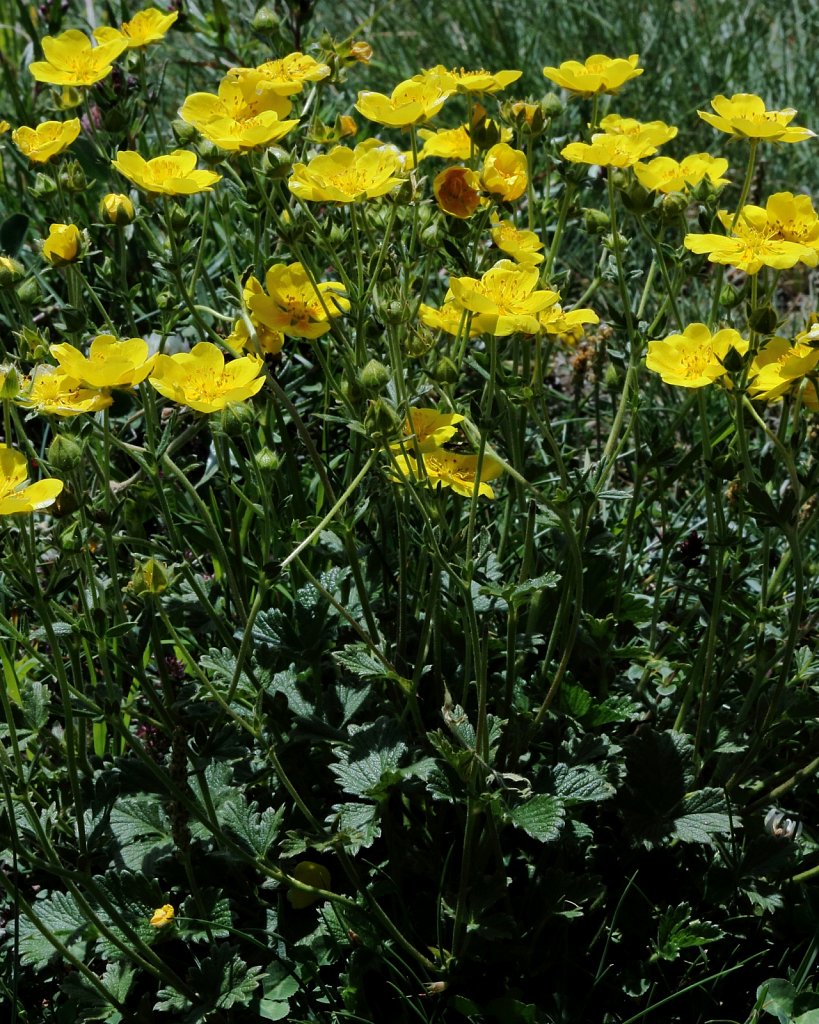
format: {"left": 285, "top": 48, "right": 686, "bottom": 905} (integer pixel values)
{"left": 108, "top": 797, "right": 174, "bottom": 871}
{"left": 221, "top": 800, "right": 285, "bottom": 858}
{"left": 329, "top": 801, "right": 381, "bottom": 852}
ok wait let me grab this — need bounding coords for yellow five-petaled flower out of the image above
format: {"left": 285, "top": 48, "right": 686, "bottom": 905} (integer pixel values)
{"left": 112, "top": 150, "right": 222, "bottom": 195}
{"left": 149, "top": 342, "right": 264, "bottom": 413}
{"left": 0, "top": 446, "right": 63, "bottom": 516}
{"left": 29, "top": 29, "right": 128, "bottom": 87}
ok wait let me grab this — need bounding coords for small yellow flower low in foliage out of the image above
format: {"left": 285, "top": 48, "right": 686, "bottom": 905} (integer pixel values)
{"left": 490, "top": 218, "right": 544, "bottom": 265}
{"left": 698, "top": 93, "right": 815, "bottom": 143}
{"left": 543, "top": 53, "right": 643, "bottom": 96}
{"left": 646, "top": 323, "right": 748, "bottom": 388}
{"left": 391, "top": 448, "right": 505, "bottom": 500}
{"left": 245, "top": 263, "right": 349, "bottom": 339}
{"left": 149, "top": 904, "right": 175, "bottom": 928}
{"left": 481, "top": 142, "right": 528, "bottom": 202}
{"left": 29, "top": 28, "right": 127, "bottom": 87}
{"left": 393, "top": 409, "right": 465, "bottom": 453}
{"left": 93, "top": 7, "right": 178, "bottom": 50}
{"left": 99, "top": 192, "right": 136, "bottom": 226}
{"left": 11, "top": 118, "right": 81, "bottom": 163}
{"left": 0, "top": 446, "right": 63, "bottom": 516}
{"left": 748, "top": 334, "right": 819, "bottom": 402}
{"left": 149, "top": 342, "right": 265, "bottom": 413}
{"left": 112, "top": 150, "right": 222, "bottom": 195}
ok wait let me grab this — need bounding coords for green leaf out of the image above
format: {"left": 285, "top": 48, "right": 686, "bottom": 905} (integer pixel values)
{"left": 19, "top": 891, "right": 91, "bottom": 968}
{"left": 180, "top": 890, "right": 232, "bottom": 942}
{"left": 758, "top": 977, "right": 796, "bottom": 1021}
{"left": 652, "top": 902, "right": 723, "bottom": 961}
{"left": 222, "top": 800, "right": 284, "bottom": 857}
{"left": 673, "top": 788, "right": 735, "bottom": 844}
{"left": 330, "top": 801, "right": 380, "bottom": 852}
{"left": 0, "top": 213, "right": 29, "bottom": 255}
{"left": 330, "top": 717, "right": 408, "bottom": 797}
{"left": 21, "top": 679, "right": 49, "bottom": 730}
{"left": 507, "top": 795, "right": 565, "bottom": 842}
{"left": 334, "top": 642, "right": 390, "bottom": 679}
{"left": 560, "top": 683, "right": 593, "bottom": 718}
{"left": 553, "top": 764, "right": 615, "bottom": 804}
{"left": 108, "top": 797, "right": 174, "bottom": 871}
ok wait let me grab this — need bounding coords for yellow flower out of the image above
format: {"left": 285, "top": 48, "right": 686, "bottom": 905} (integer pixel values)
{"left": 245, "top": 263, "right": 349, "bottom": 339}
{"left": 225, "top": 315, "right": 285, "bottom": 357}
{"left": 20, "top": 364, "right": 112, "bottom": 416}
{"left": 149, "top": 342, "right": 264, "bottom": 413}
{"left": 449, "top": 260, "right": 559, "bottom": 336}
{"left": 645, "top": 323, "right": 749, "bottom": 388}
{"left": 287, "top": 861, "right": 331, "bottom": 909}
{"left": 684, "top": 204, "right": 819, "bottom": 274}
{"left": 228, "top": 53, "right": 331, "bottom": 96}
{"left": 288, "top": 142, "right": 404, "bottom": 203}
{"left": 490, "top": 218, "right": 544, "bottom": 265}
{"left": 420, "top": 64, "right": 522, "bottom": 94}
{"left": 543, "top": 54, "right": 643, "bottom": 97}
{"left": 539, "top": 304, "right": 600, "bottom": 337}
{"left": 698, "top": 94, "right": 814, "bottom": 143}
{"left": 50, "top": 335, "right": 156, "bottom": 388}
{"left": 149, "top": 904, "right": 175, "bottom": 928}
{"left": 93, "top": 8, "right": 178, "bottom": 49}
{"left": 42, "top": 223, "right": 81, "bottom": 266}
{"left": 11, "top": 118, "right": 80, "bottom": 163}
{"left": 418, "top": 122, "right": 511, "bottom": 161}
{"left": 598, "top": 113, "right": 677, "bottom": 149}
{"left": 393, "top": 408, "right": 465, "bottom": 453}
{"left": 391, "top": 447, "right": 504, "bottom": 499}
{"left": 481, "top": 143, "right": 527, "bottom": 202}
{"left": 748, "top": 334, "right": 819, "bottom": 401}
{"left": 112, "top": 150, "right": 221, "bottom": 195}
{"left": 0, "top": 446, "right": 63, "bottom": 515}
{"left": 355, "top": 76, "right": 452, "bottom": 127}
{"left": 29, "top": 29, "right": 128, "bottom": 87}
{"left": 417, "top": 298, "right": 481, "bottom": 337}
{"left": 0, "top": 256, "right": 25, "bottom": 286}
{"left": 433, "top": 166, "right": 483, "bottom": 219}
{"left": 0, "top": 120, "right": 9, "bottom": 135}
{"left": 634, "top": 153, "right": 730, "bottom": 194}
{"left": 179, "top": 75, "right": 298, "bottom": 152}
{"left": 561, "top": 132, "right": 656, "bottom": 168}
{"left": 763, "top": 192, "right": 819, "bottom": 249}
{"left": 99, "top": 192, "right": 136, "bottom": 226}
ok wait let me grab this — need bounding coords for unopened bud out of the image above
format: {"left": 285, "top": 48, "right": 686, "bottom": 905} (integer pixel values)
{"left": 59, "top": 159, "right": 87, "bottom": 193}
{"left": 170, "top": 119, "right": 198, "bottom": 146}
{"left": 130, "top": 557, "right": 171, "bottom": 596}
{"left": 254, "top": 446, "right": 280, "bottom": 473}
{"left": 363, "top": 398, "right": 402, "bottom": 440}
{"left": 47, "top": 433, "right": 83, "bottom": 472}
{"left": 99, "top": 192, "right": 135, "bottom": 226}
{"left": 358, "top": 358, "right": 391, "bottom": 394}
{"left": 214, "top": 400, "right": 255, "bottom": 436}
{"left": 433, "top": 356, "right": 459, "bottom": 384}
{"left": 0, "top": 255, "right": 24, "bottom": 287}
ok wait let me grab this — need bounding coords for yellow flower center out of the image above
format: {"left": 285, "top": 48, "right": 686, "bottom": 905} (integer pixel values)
{"left": 679, "top": 344, "right": 715, "bottom": 377}
{"left": 184, "top": 368, "right": 234, "bottom": 400}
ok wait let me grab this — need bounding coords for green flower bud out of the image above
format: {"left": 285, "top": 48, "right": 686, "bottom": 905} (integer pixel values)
{"left": 59, "top": 159, "right": 87, "bottom": 193}
{"left": 171, "top": 119, "right": 198, "bottom": 146}
{"left": 604, "top": 364, "right": 622, "bottom": 391}
{"left": 254, "top": 446, "right": 280, "bottom": 474}
{"left": 358, "top": 358, "right": 391, "bottom": 394}
{"left": 659, "top": 192, "right": 689, "bottom": 222}
{"left": 16, "top": 277, "right": 43, "bottom": 306}
{"left": 541, "top": 92, "right": 564, "bottom": 119}
{"left": 0, "top": 366, "right": 19, "bottom": 400}
{"left": 47, "top": 433, "right": 83, "bottom": 472}
{"left": 30, "top": 172, "right": 57, "bottom": 198}
{"left": 749, "top": 306, "right": 778, "bottom": 335}
{"left": 130, "top": 557, "right": 172, "bottom": 597}
{"left": 169, "top": 205, "right": 189, "bottom": 232}
{"left": 213, "top": 400, "right": 255, "bottom": 436}
{"left": 0, "top": 255, "right": 24, "bottom": 287}
{"left": 198, "top": 140, "right": 223, "bottom": 165}
{"left": 363, "top": 398, "right": 402, "bottom": 441}
{"left": 582, "top": 208, "right": 610, "bottom": 234}
{"left": 719, "top": 284, "right": 741, "bottom": 308}
{"left": 252, "top": 6, "right": 281, "bottom": 31}
{"left": 433, "top": 356, "right": 459, "bottom": 384}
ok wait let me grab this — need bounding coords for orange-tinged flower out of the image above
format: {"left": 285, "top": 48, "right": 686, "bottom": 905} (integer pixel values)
{"left": 449, "top": 260, "right": 559, "bottom": 336}
{"left": 543, "top": 53, "right": 643, "bottom": 96}
{"left": 634, "top": 153, "right": 729, "bottom": 194}
{"left": 50, "top": 335, "right": 156, "bottom": 388}
{"left": 93, "top": 7, "right": 178, "bottom": 49}
{"left": 246, "top": 262, "right": 349, "bottom": 339}
{"left": 646, "top": 323, "right": 749, "bottom": 388}
{"left": 684, "top": 204, "right": 819, "bottom": 274}
{"left": 149, "top": 904, "right": 175, "bottom": 928}
{"left": 179, "top": 75, "right": 298, "bottom": 152}
{"left": 289, "top": 142, "right": 404, "bottom": 203}
{"left": 433, "top": 166, "right": 483, "bottom": 218}
{"left": 355, "top": 76, "right": 452, "bottom": 127}
{"left": 391, "top": 447, "right": 504, "bottom": 499}
{"left": 748, "top": 334, "right": 819, "bottom": 401}
{"left": 228, "top": 53, "right": 330, "bottom": 96}
{"left": 19, "top": 364, "right": 112, "bottom": 416}
{"left": 490, "top": 218, "right": 544, "bottom": 265}
{"left": 561, "top": 132, "right": 656, "bottom": 167}
{"left": 698, "top": 93, "right": 814, "bottom": 143}
{"left": 29, "top": 29, "right": 127, "bottom": 86}
{"left": 112, "top": 150, "right": 221, "bottom": 195}
{"left": 42, "top": 223, "right": 81, "bottom": 266}
{"left": 481, "top": 143, "right": 527, "bottom": 202}
{"left": 598, "top": 113, "right": 677, "bottom": 149}
{"left": 11, "top": 118, "right": 80, "bottom": 163}
{"left": 0, "top": 446, "right": 63, "bottom": 515}
{"left": 149, "top": 342, "right": 264, "bottom": 413}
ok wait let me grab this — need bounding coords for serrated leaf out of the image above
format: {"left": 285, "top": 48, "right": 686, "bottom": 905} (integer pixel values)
{"left": 333, "top": 643, "right": 389, "bottom": 680}
{"left": 108, "top": 798, "right": 173, "bottom": 870}
{"left": 180, "top": 890, "right": 232, "bottom": 942}
{"left": 330, "top": 717, "right": 408, "bottom": 797}
{"left": 508, "top": 795, "right": 565, "bottom": 842}
{"left": 330, "top": 802, "right": 380, "bottom": 852}
{"left": 553, "top": 764, "right": 615, "bottom": 803}
{"left": 673, "top": 788, "right": 735, "bottom": 845}
{"left": 222, "top": 800, "right": 284, "bottom": 857}
{"left": 560, "top": 683, "right": 592, "bottom": 718}
{"left": 265, "top": 666, "right": 315, "bottom": 718}
{"left": 653, "top": 902, "right": 723, "bottom": 961}
{"left": 19, "top": 891, "right": 90, "bottom": 968}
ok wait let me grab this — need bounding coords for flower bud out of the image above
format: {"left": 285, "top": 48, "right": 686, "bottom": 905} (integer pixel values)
{"left": 99, "top": 192, "right": 136, "bottom": 226}
{"left": 604, "top": 364, "right": 622, "bottom": 391}
{"left": 582, "top": 208, "right": 610, "bottom": 234}
{"left": 16, "top": 277, "right": 43, "bottom": 306}
{"left": 171, "top": 119, "right": 198, "bottom": 146}
{"left": 30, "top": 171, "right": 57, "bottom": 198}
{"left": 254, "top": 446, "right": 280, "bottom": 474}
{"left": 749, "top": 306, "right": 778, "bottom": 335}
{"left": 197, "top": 140, "right": 223, "bottom": 165}
{"left": 42, "top": 223, "right": 82, "bottom": 267}
{"left": 0, "top": 255, "right": 24, "bottom": 287}
{"left": 47, "top": 433, "right": 83, "bottom": 472}
{"left": 59, "top": 159, "right": 87, "bottom": 193}
{"left": 364, "top": 398, "right": 402, "bottom": 440}
{"left": 434, "top": 356, "right": 459, "bottom": 384}
{"left": 213, "top": 400, "right": 255, "bottom": 436}
{"left": 659, "top": 192, "right": 689, "bottom": 222}
{"left": 348, "top": 40, "right": 373, "bottom": 63}
{"left": 169, "top": 205, "right": 189, "bottom": 231}
{"left": 252, "top": 6, "right": 281, "bottom": 31}
{"left": 358, "top": 358, "right": 391, "bottom": 394}
{"left": 541, "top": 92, "right": 564, "bottom": 119}
{"left": 130, "top": 557, "right": 172, "bottom": 597}
{"left": 719, "top": 284, "right": 741, "bottom": 309}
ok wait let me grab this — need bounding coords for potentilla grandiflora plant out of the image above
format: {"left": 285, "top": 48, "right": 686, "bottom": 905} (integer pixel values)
{"left": 0, "top": 3, "right": 817, "bottom": 1021}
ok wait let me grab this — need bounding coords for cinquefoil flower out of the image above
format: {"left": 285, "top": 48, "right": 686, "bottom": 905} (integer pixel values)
{"left": 112, "top": 150, "right": 221, "bottom": 194}
{"left": 391, "top": 448, "right": 504, "bottom": 499}
{"left": 227, "top": 53, "right": 330, "bottom": 96}
{"left": 449, "top": 260, "right": 559, "bottom": 336}
{"left": 180, "top": 75, "right": 298, "bottom": 152}
{"left": 481, "top": 143, "right": 527, "bottom": 201}
{"left": 20, "top": 365, "right": 111, "bottom": 416}
{"left": 598, "top": 113, "right": 677, "bottom": 149}
{"left": 748, "top": 334, "right": 819, "bottom": 401}
{"left": 246, "top": 262, "right": 349, "bottom": 339}
{"left": 698, "top": 94, "right": 814, "bottom": 143}
{"left": 289, "top": 142, "right": 404, "bottom": 202}
{"left": 355, "top": 76, "right": 452, "bottom": 127}
{"left": 419, "top": 64, "right": 521, "bottom": 94}
{"left": 684, "top": 204, "right": 819, "bottom": 273}
{"left": 50, "top": 335, "right": 156, "bottom": 389}
{"left": 149, "top": 342, "right": 264, "bottom": 412}
{"left": 543, "top": 54, "right": 643, "bottom": 96}
{"left": 634, "top": 153, "right": 729, "bottom": 194}
{"left": 29, "top": 29, "right": 127, "bottom": 86}
{"left": 393, "top": 408, "right": 465, "bottom": 453}
{"left": 433, "top": 166, "right": 483, "bottom": 218}
{"left": 646, "top": 323, "right": 748, "bottom": 387}
{"left": 12, "top": 119, "right": 80, "bottom": 163}
{"left": 490, "top": 218, "right": 544, "bottom": 265}
{"left": 93, "top": 7, "right": 178, "bottom": 49}
{"left": 0, "top": 446, "right": 63, "bottom": 515}
{"left": 562, "top": 132, "right": 656, "bottom": 167}
{"left": 42, "top": 223, "right": 82, "bottom": 266}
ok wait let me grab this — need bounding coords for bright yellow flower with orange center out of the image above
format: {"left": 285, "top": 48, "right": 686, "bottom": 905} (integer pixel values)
{"left": 228, "top": 53, "right": 331, "bottom": 96}
{"left": 391, "top": 447, "right": 504, "bottom": 499}
{"left": 50, "top": 335, "right": 156, "bottom": 389}
{"left": 490, "top": 218, "right": 544, "bottom": 265}
{"left": 433, "top": 166, "right": 484, "bottom": 218}
{"left": 149, "top": 904, "right": 175, "bottom": 928}
{"left": 29, "top": 29, "right": 128, "bottom": 86}
{"left": 598, "top": 113, "right": 677, "bottom": 149}
{"left": 112, "top": 150, "right": 221, "bottom": 195}
{"left": 180, "top": 74, "right": 298, "bottom": 152}
{"left": 149, "top": 342, "right": 264, "bottom": 413}
{"left": 684, "top": 204, "right": 819, "bottom": 274}
{"left": 42, "top": 223, "right": 82, "bottom": 266}
{"left": 449, "top": 260, "right": 559, "bottom": 336}
{"left": 12, "top": 118, "right": 80, "bottom": 163}
{"left": 19, "top": 365, "right": 112, "bottom": 416}
{"left": 289, "top": 142, "right": 405, "bottom": 203}
{"left": 393, "top": 408, "right": 465, "bottom": 453}
{"left": 543, "top": 54, "right": 643, "bottom": 96}
{"left": 748, "top": 333, "right": 819, "bottom": 401}
{"left": 419, "top": 64, "right": 522, "bottom": 94}
{"left": 355, "top": 76, "right": 452, "bottom": 127}
{"left": 481, "top": 143, "right": 528, "bottom": 202}
{"left": 634, "top": 153, "right": 730, "bottom": 194}
{"left": 698, "top": 94, "right": 815, "bottom": 143}
{"left": 645, "top": 323, "right": 749, "bottom": 388}
{"left": 561, "top": 132, "right": 657, "bottom": 168}
{"left": 246, "top": 262, "right": 349, "bottom": 339}
{"left": 93, "top": 8, "right": 178, "bottom": 49}
{"left": 0, "top": 446, "right": 63, "bottom": 515}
